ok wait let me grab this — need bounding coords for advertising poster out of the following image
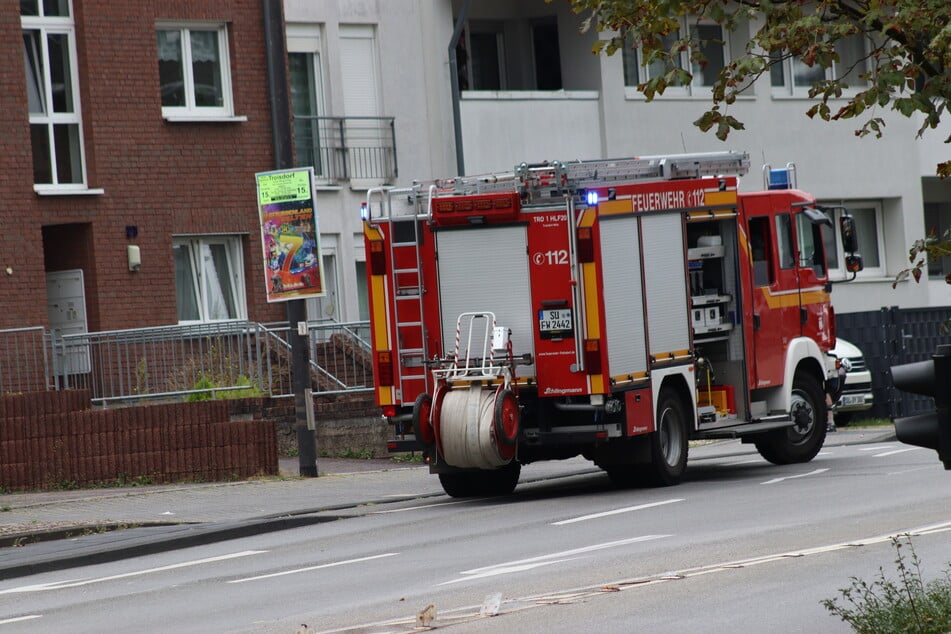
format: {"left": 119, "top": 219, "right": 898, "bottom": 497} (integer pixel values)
{"left": 255, "top": 167, "right": 326, "bottom": 302}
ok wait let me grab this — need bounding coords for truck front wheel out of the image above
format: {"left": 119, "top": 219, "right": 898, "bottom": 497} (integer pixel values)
{"left": 755, "top": 372, "right": 827, "bottom": 464}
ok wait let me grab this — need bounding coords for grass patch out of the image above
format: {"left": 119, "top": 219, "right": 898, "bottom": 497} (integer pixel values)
{"left": 848, "top": 418, "right": 894, "bottom": 428}
{"left": 823, "top": 535, "right": 951, "bottom": 633}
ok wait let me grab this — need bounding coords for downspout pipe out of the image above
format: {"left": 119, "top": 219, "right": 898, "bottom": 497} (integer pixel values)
{"left": 449, "top": 0, "right": 472, "bottom": 176}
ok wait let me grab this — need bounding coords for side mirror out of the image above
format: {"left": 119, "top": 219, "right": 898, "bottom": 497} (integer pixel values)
{"left": 845, "top": 253, "right": 864, "bottom": 273}
{"left": 840, "top": 214, "right": 859, "bottom": 254}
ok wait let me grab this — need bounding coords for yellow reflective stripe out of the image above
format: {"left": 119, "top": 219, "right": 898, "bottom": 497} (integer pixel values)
{"left": 758, "top": 287, "right": 829, "bottom": 309}
{"left": 596, "top": 199, "right": 633, "bottom": 216}
{"left": 703, "top": 191, "right": 737, "bottom": 206}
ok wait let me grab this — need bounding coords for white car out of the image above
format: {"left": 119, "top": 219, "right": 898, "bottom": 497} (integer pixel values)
{"left": 829, "top": 337, "right": 875, "bottom": 423}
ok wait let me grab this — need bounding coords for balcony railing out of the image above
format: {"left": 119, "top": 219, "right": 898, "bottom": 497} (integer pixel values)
{"left": 294, "top": 115, "right": 397, "bottom": 183}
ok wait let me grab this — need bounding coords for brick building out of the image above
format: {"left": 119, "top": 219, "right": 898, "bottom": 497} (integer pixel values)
{"left": 3, "top": 0, "right": 287, "bottom": 335}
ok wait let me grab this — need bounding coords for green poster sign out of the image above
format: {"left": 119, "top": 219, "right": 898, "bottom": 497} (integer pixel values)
{"left": 256, "top": 170, "right": 312, "bottom": 206}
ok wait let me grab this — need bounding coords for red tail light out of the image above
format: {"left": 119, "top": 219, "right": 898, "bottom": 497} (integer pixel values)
{"left": 369, "top": 240, "right": 386, "bottom": 275}
{"left": 577, "top": 226, "right": 595, "bottom": 263}
{"left": 377, "top": 351, "right": 394, "bottom": 385}
{"left": 584, "top": 339, "right": 602, "bottom": 375}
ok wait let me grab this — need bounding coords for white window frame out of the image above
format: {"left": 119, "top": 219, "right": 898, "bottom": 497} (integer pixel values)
{"left": 770, "top": 33, "right": 871, "bottom": 98}
{"left": 22, "top": 1, "right": 92, "bottom": 193}
{"left": 173, "top": 236, "right": 247, "bottom": 323}
{"left": 287, "top": 24, "right": 329, "bottom": 182}
{"left": 157, "top": 22, "right": 238, "bottom": 121}
{"left": 820, "top": 202, "right": 885, "bottom": 279}
{"left": 622, "top": 18, "right": 728, "bottom": 99}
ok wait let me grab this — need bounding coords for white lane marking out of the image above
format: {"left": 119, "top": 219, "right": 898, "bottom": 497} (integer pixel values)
{"left": 439, "top": 535, "right": 669, "bottom": 586}
{"left": 888, "top": 465, "right": 937, "bottom": 476}
{"left": 761, "top": 468, "right": 829, "bottom": 485}
{"left": 858, "top": 445, "right": 898, "bottom": 451}
{"left": 724, "top": 458, "right": 763, "bottom": 466}
{"left": 228, "top": 553, "right": 398, "bottom": 584}
{"left": 0, "top": 551, "right": 266, "bottom": 595}
{"left": 552, "top": 499, "right": 684, "bottom": 526}
{"left": 371, "top": 501, "right": 468, "bottom": 514}
{"left": 0, "top": 615, "right": 43, "bottom": 625}
{"left": 874, "top": 447, "right": 920, "bottom": 458}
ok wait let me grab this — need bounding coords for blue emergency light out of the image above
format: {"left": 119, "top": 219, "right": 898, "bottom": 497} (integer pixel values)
{"left": 768, "top": 169, "right": 790, "bottom": 190}
{"left": 360, "top": 202, "right": 370, "bottom": 221}
{"left": 586, "top": 190, "right": 599, "bottom": 206}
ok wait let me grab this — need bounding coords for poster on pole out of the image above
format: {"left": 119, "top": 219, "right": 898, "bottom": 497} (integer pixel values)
{"left": 255, "top": 167, "right": 326, "bottom": 303}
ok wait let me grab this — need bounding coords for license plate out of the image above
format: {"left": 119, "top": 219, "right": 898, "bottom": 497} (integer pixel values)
{"left": 539, "top": 308, "right": 572, "bottom": 338}
{"left": 838, "top": 395, "right": 865, "bottom": 407}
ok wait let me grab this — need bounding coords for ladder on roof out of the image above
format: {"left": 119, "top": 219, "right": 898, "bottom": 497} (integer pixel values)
{"left": 416, "top": 150, "right": 750, "bottom": 199}
{"left": 364, "top": 151, "right": 751, "bottom": 222}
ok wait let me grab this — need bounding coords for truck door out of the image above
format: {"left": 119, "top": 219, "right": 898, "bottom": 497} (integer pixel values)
{"left": 747, "top": 213, "right": 799, "bottom": 388}
{"left": 793, "top": 208, "right": 833, "bottom": 351}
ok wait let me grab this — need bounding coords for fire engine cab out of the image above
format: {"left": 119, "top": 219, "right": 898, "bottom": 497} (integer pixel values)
{"left": 362, "top": 151, "right": 862, "bottom": 497}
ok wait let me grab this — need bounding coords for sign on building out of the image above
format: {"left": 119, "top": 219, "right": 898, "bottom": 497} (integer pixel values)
{"left": 255, "top": 167, "right": 326, "bottom": 302}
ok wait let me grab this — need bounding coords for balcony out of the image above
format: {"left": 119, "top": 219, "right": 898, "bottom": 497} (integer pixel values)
{"left": 294, "top": 116, "right": 397, "bottom": 185}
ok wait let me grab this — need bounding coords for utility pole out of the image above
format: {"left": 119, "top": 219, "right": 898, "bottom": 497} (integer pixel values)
{"left": 262, "top": 0, "right": 318, "bottom": 476}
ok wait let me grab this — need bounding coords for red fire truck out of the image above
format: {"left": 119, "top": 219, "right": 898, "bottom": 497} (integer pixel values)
{"left": 362, "top": 151, "right": 862, "bottom": 497}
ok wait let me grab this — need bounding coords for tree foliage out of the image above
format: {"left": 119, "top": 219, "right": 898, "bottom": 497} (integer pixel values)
{"left": 559, "top": 0, "right": 951, "bottom": 177}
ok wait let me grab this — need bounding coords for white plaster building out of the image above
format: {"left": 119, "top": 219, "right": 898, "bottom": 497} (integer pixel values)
{"left": 286, "top": 0, "right": 951, "bottom": 322}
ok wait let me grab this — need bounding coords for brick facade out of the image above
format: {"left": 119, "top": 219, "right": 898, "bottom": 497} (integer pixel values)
{"left": 2, "top": 1, "right": 287, "bottom": 333}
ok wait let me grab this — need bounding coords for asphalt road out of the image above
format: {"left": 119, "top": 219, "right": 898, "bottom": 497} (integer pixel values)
{"left": 2, "top": 438, "right": 949, "bottom": 633}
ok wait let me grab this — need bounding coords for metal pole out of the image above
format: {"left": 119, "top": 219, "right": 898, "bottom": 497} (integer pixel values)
{"left": 263, "top": 0, "right": 318, "bottom": 476}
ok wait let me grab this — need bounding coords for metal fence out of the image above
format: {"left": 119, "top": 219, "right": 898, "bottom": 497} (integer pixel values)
{"left": 31, "top": 320, "right": 374, "bottom": 405}
{"left": 294, "top": 115, "right": 397, "bottom": 183}
{"left": 0, "top": 326, "right": 52, "bottom": 393}
{"left": 837, "top": 306, "right": 951, "bottom": 419}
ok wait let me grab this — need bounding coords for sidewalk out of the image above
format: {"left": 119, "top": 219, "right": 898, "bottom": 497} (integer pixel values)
{"left": 0, "top": 428, "right": 896, "bottom": 580}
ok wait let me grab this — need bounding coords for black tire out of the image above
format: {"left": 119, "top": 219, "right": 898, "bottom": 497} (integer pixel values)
{"left": 644, "top": 388, "right": 689, "bottom": 486}
{"left": 438, "top": 472, "right": 479, "bottom": 498}
{"left": 481, "top": 461, "right": 521, "bottom": 496}
{"left": 438, "top": 462, "right": 521, "bottom": 498}
{"left": 755, "top": 372, "right": 827, "bottom": 465}
{"left": 605, "top": 463, "right": 641, "bottom": 489}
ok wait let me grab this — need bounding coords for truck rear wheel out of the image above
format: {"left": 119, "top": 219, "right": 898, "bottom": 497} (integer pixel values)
{"left": 438, "top": 462, "right": 521, "bottom": 498}
{"left": 755, "top": 372, "right": 827, "bottom": 464}
{"left": 645, "top": 388, "right": 689, "bottom": 486}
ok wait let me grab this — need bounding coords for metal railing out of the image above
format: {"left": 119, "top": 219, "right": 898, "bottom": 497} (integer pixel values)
{"left": 0, "top": 326, "right": 52, "bottom": 393}
{"left": 294, "top": 115, "right": 397, "bottom": 183}
{"left": 26, "top": 320, "right": 374, "bottom": 405}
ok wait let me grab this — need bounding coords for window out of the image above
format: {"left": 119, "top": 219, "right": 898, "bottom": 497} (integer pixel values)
{"left": 457, "top": 22, "right": 506, "bottom": 91}
{"left": 22, "top": 0, "right": 88, "bottom": 189}
{"left": 355, "top": 260, "right": 369, "bottom": 321}
{"left": 622, "top": 20, "right": 727, "bottom": 96}
{"left": 770, "top": 34, "right": 870, "bottom": 96}
{"left": 775, "top": 214, "right": 796, "bottom": 270}
{"left": 157, "top": 24, "right": 233, "bottom": 118}
{"left": 531, "top": 17, "right": 562, "bottom": 90}
{"left": 749, "top": 216, "right": 774, "bottom": 287}
{"left": 795, "top": 212, "right": 827, "bottom": 276}
{"left": 820, "top": 203, "right": 884, "bottom": 278}
{"left": 174, "top": 236, "right": 247, "bottom": 322}
{"left": 924, "top": 202, "right": 951, "bottom": 279}
{"left": 288, "top": 25, "right": 327, "bottom": 179}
